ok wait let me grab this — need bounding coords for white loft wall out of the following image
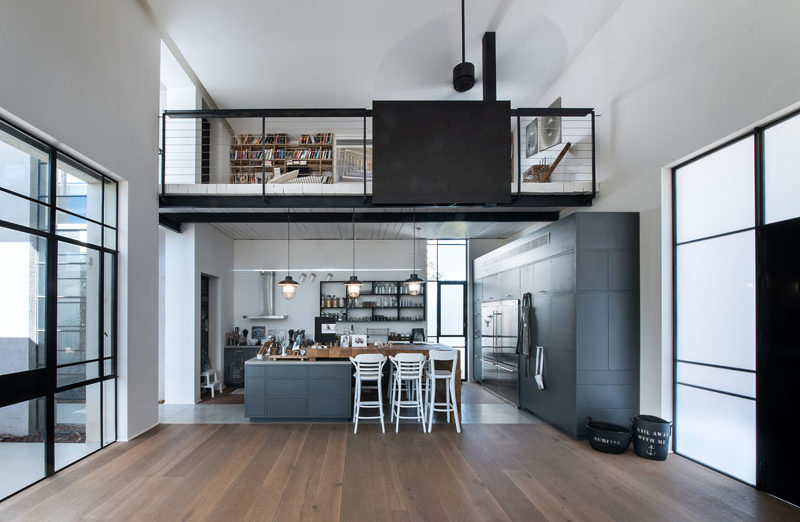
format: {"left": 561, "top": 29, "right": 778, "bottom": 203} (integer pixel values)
{"left": 532, "top": 0, "right": 800, "bottom": 419}
{"left": 0, "top": 1, "right": 160, "bottom": 439}
{"left": 162, "top": 223, "right": 233, "bottom": 404}
{"left": 234, "top": 239, "right": 426, "bottom": 336}
{"left": 160, "top": 42, "right": 201, "bottom": 184}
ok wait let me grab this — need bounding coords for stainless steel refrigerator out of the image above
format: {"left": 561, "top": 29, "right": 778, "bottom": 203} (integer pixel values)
{"left": 480, "top": 299, "right": 519, "bottom": 405}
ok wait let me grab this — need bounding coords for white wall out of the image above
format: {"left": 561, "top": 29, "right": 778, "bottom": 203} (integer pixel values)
{"left": 195, "top": 224, "right": 235, "bottom": 380}
{"left": 163, "top": 223, "right": 233, "bottom": 404}
{"left": 0, "top": 1, "right": 160, "bottom": 440}
{"left": 532, "top": 0, "right": 800, "bottom": 419}
{"left": 234, "top": 239, "right": 426, "bottom": 336}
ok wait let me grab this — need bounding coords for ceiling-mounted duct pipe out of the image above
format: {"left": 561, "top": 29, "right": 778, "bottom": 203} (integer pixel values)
{"left": 242, "top": 271, "right": 288, "bottom": 320}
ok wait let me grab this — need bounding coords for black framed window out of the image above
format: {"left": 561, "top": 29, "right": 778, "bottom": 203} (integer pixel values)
{"left": 426, "top": 239, "right": 467, "bottom": 379}
{"left": 0, "top": 117, "right": 118, "bottom": 500}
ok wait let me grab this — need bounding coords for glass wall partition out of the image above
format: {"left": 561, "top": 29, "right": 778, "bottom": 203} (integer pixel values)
{"left": 0, "top": 118, "right": 117, "bottom": 500}
{"left": 673, "top": 107, "right": 800, "bottom": 494}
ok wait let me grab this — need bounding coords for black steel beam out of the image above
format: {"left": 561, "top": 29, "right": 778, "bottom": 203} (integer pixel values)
{"left": 164, "top": 108, "right": 371, "bottom": 119}
{"left": 482, "top": 32, "right": 496, "bottom": 102}
{"left": 160, "top": 211, "right": 560, "bottom": 224}
{"left": 159, "top": 214, "right": 182, "bottom": 233}
{"left": 511, "top": 107, "right": 594, "bottom": 117}
{"left": 159, "top": 194, "right": 592, "bottom": 209}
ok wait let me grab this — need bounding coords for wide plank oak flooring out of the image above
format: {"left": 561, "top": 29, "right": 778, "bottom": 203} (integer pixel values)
{"left": 0, "top": 422, "right": 797, "bottom": 521}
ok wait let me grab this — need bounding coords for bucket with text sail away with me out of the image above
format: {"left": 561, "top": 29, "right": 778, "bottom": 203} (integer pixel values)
{"left": 632, "top": 415, "right": 672, "bottom": 461}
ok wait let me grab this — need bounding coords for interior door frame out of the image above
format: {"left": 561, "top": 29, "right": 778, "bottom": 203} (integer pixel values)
{"left": 436, "top": 280, "right": 468, "bottom": 381}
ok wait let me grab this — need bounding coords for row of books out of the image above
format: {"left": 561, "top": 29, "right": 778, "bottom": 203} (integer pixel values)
{"left": 290, "top": 148, "right": 333, "bottom": 160}
{"left": 234, "top": 133, "right": 334, "bottom": 146}
{"left": 297, "top": 133, "right": 334, "bottom": 144}
{"left": 234, "top": 133, "right": 289, "bottom": 145}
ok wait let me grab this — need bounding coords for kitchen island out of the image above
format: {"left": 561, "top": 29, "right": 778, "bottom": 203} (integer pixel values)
{"left": 244, "top": 343, "right": 461, "bottom": 423}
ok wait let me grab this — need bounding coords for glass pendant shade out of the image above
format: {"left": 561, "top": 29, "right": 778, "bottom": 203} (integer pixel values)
{"left": 404, "top": 273, "right": 424, "bottom": 296}
{"left": 345, "top": 275, "right": 363, "bottom": 298}
{"left": 278, "top": 275, "right": 299, "bottom": 300}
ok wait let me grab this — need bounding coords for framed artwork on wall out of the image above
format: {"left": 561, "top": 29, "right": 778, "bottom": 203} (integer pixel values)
{"left": 351, "top": 334, "right": 367, "bottom": 347}
{"left": 525, "top": 119, "right": 538, "bottom": 158}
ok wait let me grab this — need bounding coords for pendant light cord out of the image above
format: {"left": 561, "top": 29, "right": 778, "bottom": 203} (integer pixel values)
{"left": 352, "top": 209, "right": 356, "bottom": 277}
{"left": 461, "top": 0, "right": 465, "bottom": 63}
{"left": 286, "top": 208, "right": 290, "bottom": 275}
{"left": 412, "top": 210, "right": 417, "bottom": 272}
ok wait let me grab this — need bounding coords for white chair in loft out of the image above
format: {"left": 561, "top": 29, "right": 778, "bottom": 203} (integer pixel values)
{"left": 389, "top": 353, "right": 427, "bottom": 433}
{"left": 350, "top": 353, "right": 387, "bottom": 434}
{"left": 201, "top": 365, "right": 223, "bottom": 399}
{"left": 425, "top": 350, "right": 461, "bottom": 433}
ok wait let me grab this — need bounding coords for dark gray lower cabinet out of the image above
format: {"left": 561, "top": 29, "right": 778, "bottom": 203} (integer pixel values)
{"left": 225, "top": 346, "right": 260, "bottom": 386}
{"left": 245, "top": 361, "right": 352, "bottom": 421}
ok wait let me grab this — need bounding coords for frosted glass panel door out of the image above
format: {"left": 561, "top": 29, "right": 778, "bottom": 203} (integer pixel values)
{"left": 675, "top": 136, "right": 754, "bottom": 243}
{"left": 675, "top": 231, "right": 755, "bottom": 369}
{"left": 674, "top": 137, "right": 756, "bottom": 485}
{"left": 765, "top": 113, "right": 800, "bottom": 224}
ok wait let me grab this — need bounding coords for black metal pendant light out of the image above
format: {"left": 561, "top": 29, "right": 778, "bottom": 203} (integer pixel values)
{"left": 345, "top": 210, "right": 363, "bottom": 298}
{"left": 404, "top": 211, "right": 424, "bottom": 296}
{"left": 278, "top": 209, "right": 299, "bottom": 300}
{"left": 453, "top": 0, "right": 475, "bottom": 92}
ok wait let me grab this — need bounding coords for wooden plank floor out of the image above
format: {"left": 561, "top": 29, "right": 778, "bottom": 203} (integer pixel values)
{"left": 0, "top": 422, "right": 797, "bottom": 521}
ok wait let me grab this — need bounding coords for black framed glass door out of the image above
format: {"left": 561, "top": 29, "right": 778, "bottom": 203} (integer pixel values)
{"left": 0, "top": 117, "right": 118, "bottom": 500}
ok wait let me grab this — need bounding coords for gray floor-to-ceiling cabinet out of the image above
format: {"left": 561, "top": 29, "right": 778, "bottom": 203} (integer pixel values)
{"left": 473, "top": 212, "right": 640, "bottom": 438}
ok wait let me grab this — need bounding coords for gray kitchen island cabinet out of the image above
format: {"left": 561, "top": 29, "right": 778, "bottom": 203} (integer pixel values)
{"left": 244, "top": 359, "right": 352, "bottom": 421}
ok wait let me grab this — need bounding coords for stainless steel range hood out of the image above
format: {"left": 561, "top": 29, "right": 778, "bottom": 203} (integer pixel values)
{"left": 242, "top": 271, "right": 288, "bottom": 320}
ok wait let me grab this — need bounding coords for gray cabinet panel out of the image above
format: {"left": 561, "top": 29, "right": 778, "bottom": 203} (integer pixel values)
{"left": 520, "top": 263, "right": 534, "bottom": 295}
{"left": 609, "top": 291, "right": 639, "bottom": 370}
{"left": 496, "top": 268, "right": 520, "bottom": 299}
{"left": 577, "top": 250, "right": 608, "bottom": 291}
{"left": 247, "top": 364, "right": 266, "bottom": 378}
{"left": 268, "top": 365, "right": 307, "bottom": 379}
{"left": 577, "top": 213, "right": 639, "bottom": 250}
{"left": 533, "top": 260, "right": 551, "bottom": 294}
{"left": 550, "top": 254, "right": 575, "bottom": 294}
{"left": 550, "top": 293, "right": 575, "bottom": 353}
{"left": 577, "top": 293, "right": 609, "bottom": 370}
{"left": 309, "top": 365, "right": 350, "bottom": 379}
{"left": 608, "top": 250, "right": 637, "bottom": 291}
{"left": 482, "top": 273, "right": 501, "bottom": 301}
{"left": 268, "top": 378, "right": 308, "bottom": 397}
{"left": 244, "top": 377, "right": 266, "bottom": 418}
{"left": 309, "top": 378, "right": 351, "bottom": 397}
{"left": 309, "top": 396, "right": 351, "bottom": 418}
{"left": 268, "top": 398, "right": 307, "bottom": 417}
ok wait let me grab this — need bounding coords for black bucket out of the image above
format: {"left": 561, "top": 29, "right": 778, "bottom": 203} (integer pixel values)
{"left": 586, "top": 417, "right": 631, "bottom": 454}
{"left": 632, "top": 415, "right": 671, "bottom": 461}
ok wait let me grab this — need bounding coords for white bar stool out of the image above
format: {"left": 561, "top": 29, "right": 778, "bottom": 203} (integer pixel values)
{"left": 425, "top": 350, "right": 461, "bottom": 433}
{"left": 389, "top": 353, "right": 427, "bottom": 433}
{"left": 350, "top": 353, "right": 387, "bottom": 434}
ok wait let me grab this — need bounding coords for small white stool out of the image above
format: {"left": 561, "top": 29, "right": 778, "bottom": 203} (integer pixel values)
{"left": 201, "top": 369, "right": 223, "bottom": 398}
{"left": 425, "top": 350, "right": 461, "bottom": 433}
{"left": 390, "top": 353, "right": 427, "bottom": 433}
{"left": 350, "top": 354, "right": 387, "bottom": 434}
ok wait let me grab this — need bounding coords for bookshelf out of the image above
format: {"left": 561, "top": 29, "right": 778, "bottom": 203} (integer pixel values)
{"left": 229, "top": 133, "right": 335, "bottom": 184}
{"left": 319, "top": 280, "right": 426, "bottom": 324}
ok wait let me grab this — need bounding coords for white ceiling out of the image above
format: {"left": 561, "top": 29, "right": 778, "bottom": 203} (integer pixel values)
{"left": 146, "top": 0, "right": 622, "bottom": 109}
{"left": 209, "top": 220, "right": 537, "bottom": 240}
